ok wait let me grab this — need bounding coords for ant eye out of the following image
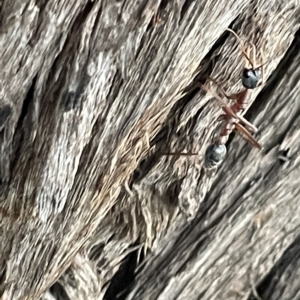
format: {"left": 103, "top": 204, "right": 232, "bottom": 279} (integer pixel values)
{"left": 242, "top": 69, "right": 251, "bottom": 78}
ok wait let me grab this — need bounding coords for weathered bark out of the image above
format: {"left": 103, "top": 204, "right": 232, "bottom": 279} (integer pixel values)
{"left": 1, "top": 0, "right": 300, "bottom": 299}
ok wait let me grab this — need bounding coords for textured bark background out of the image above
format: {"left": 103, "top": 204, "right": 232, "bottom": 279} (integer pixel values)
{"left": 1, "top": 0, "right": 300, "bottom": 299}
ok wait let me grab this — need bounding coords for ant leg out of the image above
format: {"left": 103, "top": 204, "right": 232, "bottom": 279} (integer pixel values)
{"left": 201, "top": 83, "right": 242, "bottom": 122}
{"left": 200, "top": 83, "right": 232, "bottom": 109}
{"left": 206, "top": 77, "right": 238, "bottom": 100}
{"left": 235, "top": 113, "right": 258, "bottom": 133}
{"left": 162, "top": 151, "right": 198, "bottom": 156}
{"left": 234, "top": 122, "right": 262, "bottom": 150}
{"left": 201, "top": 82, "right": 252, "bottom": 129}
{"left": 207, "top": 77, "right": 247, "bottom": 105}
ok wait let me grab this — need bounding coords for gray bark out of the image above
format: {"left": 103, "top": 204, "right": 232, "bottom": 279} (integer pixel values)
{"left": 1, "top": 0, "right": 300, "bottom": 299}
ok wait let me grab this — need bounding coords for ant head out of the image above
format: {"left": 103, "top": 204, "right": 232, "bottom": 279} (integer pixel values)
{"left": 204, "top": 144, "right": 227, "bottom": 169}
{"left": 242, "top": 68, "right": 261, "bottom": 89}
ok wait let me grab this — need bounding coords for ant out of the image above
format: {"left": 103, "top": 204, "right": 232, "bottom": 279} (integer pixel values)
{"left": 203, "top": 28, "right": 266, "bottom": 169}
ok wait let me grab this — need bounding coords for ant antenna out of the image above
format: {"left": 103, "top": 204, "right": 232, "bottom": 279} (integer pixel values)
{"left": 256, "top": 54, "right": 280, "bottom": 69}
{"left": 226, "top": 28, "right": 255, "bottom": 69}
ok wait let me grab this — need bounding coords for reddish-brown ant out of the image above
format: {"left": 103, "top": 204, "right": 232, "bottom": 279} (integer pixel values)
{"left": 204, "top": 29, "right": 266, "bottom": 168}
{"left": 162, "top": 29, "right": 266, "bottom": 168}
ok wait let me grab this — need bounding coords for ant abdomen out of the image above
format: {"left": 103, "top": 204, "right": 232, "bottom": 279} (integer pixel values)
{"left": 242, "top": 68, "right": 261, "bottom": 89}
{"left": 204, "top": 144, "right": 227, "bottom": 169}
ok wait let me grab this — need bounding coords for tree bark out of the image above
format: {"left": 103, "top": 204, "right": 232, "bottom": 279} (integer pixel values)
{"left": 1, "top": 0, "right": 300, "bottom": 299}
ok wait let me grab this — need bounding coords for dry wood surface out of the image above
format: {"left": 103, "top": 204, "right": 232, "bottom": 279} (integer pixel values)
{"left": 0, "top": 0, "right": 300, "bottom": 299}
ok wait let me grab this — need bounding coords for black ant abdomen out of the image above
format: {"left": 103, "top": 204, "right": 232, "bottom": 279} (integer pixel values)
{"left": 204, "top": 144, "right": 227, "bottom": 169}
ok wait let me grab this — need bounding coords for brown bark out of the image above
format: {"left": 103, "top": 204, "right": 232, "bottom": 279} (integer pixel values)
{"left": 1, "top": 0, "right": 300, "bottom": 299}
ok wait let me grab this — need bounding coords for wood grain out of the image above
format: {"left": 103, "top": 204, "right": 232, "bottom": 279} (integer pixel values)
{"left": 0, "top": 0, "right": 300, "bottom": 299}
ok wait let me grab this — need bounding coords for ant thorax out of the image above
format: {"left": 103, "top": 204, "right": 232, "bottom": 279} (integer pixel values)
{"left": 242, "top": 68, "right": 261, "bottom": 89}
